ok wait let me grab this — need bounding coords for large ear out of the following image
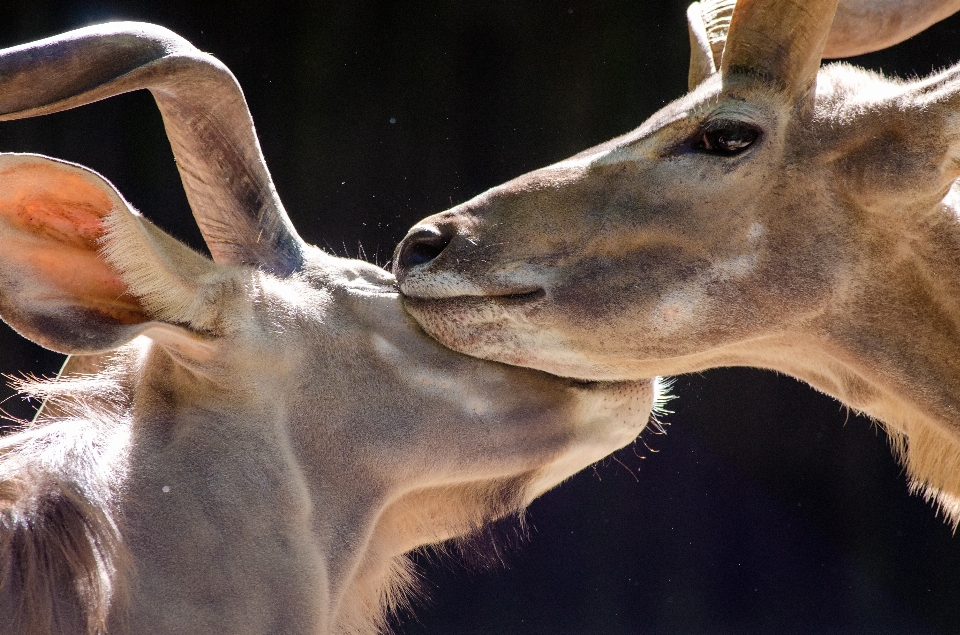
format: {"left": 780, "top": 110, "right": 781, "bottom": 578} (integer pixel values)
{"left": 0, "top": 23, "right": 304, "bottom": 275}
{"left": 829, "top": 67, "right": 960, "bottom": 212}
{"left": 0, "top": 154, "right": 228, "bottom": 356}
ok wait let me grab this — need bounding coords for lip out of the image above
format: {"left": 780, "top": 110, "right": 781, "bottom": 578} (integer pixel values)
{"left": 401, "top": 287, "right": 651, "bottom": 392}
{"left": 564, "top": 376, "right": 654, "bottom": 391}
{"left": 403, "top": 287, "right": 546, "bottom": 307}
{"left": 490, "top": 288, "right": 545, "bottom": 305}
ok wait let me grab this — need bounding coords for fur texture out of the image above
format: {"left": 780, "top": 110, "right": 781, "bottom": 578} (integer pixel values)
{"left": 0, "top": 23, "right": 657, "bottom": 635}
{"left": 394, "top": 2, "right": 960, "bottom": 528}
{"left": 0, "top": 372, "right": 130, "bottom": 635}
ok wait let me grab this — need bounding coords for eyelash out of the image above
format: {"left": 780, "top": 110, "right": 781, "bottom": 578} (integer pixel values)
{"left": 693, "top": 120, "right": 761, "bottom": 156}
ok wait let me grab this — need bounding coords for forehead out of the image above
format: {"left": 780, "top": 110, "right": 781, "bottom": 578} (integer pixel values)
{"left": 557, "top": 82, "right": 714, "bottom": 161}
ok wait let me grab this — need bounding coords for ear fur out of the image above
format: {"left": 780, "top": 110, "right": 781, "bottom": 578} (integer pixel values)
{"left": 0, "top": 154, "right": 229, "bottom": 355}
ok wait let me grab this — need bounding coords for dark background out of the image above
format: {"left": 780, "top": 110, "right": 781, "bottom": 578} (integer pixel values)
{"left": 2, "top": 2, "right": 960, "bottom": 634}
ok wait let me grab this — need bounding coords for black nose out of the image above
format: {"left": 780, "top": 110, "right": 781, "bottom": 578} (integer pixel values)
{"left": 392, "top": 225, "right": 453, "bottom": 283}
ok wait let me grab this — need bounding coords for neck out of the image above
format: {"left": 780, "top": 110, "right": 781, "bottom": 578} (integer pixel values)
{"left": 109, "top": 347, "right": 331, "bottom": 634}
{"left": 122, "top": 343, "right": 422, "bottom": 635}
{"left": 774, "top": 200, "right": 960, "bottom": 523}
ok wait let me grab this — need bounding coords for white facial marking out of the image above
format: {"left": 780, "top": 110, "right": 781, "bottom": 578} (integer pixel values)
{"left": 490, "top": 263, "right": 554, "bottom": 289}
{"left": 710, "top": 254, "right": 757, "bottom": 281}
{"left": 652, "top": 246, "right": 757, "bottom": 334}
{"left": 654, "top": 288, "right": 704, "bottom": 331}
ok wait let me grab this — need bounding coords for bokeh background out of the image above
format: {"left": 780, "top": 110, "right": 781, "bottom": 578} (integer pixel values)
{"left": 3, "top": 2, "right": 960, "bottom": 634}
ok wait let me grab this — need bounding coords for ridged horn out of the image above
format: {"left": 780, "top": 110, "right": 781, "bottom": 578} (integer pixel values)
{"left": 0, "top": 22, "right": 303, "bottom": 275}
{"left": 824, "top": 0, "right": 960, "bottom": 58}
{"left": 719, "top": 0, "right": 841, "bottom": 102}
{"left": 689, "top": 0, "right": 960, "bottom": 90}
{"left": 688, "top": 0, "right": 735, "bottom": 89}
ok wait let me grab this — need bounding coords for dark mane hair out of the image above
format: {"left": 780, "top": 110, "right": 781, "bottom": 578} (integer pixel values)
{"left": 0, "top": 371, "right": 131, "bottom": 635}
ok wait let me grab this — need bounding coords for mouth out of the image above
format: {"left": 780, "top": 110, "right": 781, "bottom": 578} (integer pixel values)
{"left": 403, "top": 287, "right": 546, "bottom": 308}
{"left": 400, "top": 283, "right": 655, "bottom": 387}
{"left": 486, "top": 287, "right": 545, "bottom": 305}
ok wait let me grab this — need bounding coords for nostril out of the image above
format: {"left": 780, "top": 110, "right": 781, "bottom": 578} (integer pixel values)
{"left": 394, "top": 225, "right": 453, "bottom": 281}
{"left": 405, "top": 241, "right": 445, "bottom": 267}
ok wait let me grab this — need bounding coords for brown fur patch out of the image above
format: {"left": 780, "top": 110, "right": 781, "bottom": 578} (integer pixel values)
{"left": 0, "top": 477, "right": 123, "bottom": 635}
{"left": 0, "top": 372, "right": 131, "bottom": 635}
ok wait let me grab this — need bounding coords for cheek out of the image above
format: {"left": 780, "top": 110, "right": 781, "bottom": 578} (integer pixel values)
{"left": 546, "top": 248, "right": 775, "bottom": 352}
{"left": 549, "top": 248, "right": 702, "bottom": 324}
{"left": 651, "top": 288, "right": 709, "bottom": 331}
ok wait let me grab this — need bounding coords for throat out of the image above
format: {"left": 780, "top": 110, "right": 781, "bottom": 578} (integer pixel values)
{"left": 781, "top": 332, "right": 960, "bottom": 528}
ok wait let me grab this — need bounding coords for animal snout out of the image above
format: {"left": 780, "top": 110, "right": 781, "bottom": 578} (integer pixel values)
{"left": 393, "top": 224, "right": 453, "bottom": 282}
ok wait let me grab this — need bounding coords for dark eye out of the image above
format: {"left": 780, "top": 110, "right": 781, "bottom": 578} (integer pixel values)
{"left": 694, "top": 120, "right": 760, "bottom": 156}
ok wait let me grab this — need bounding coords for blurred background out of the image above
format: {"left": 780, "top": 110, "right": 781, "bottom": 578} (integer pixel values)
{"left": 2, "top": 2, "right": 960, "bottom": 633}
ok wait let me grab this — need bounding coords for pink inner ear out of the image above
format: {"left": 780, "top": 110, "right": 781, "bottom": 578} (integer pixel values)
{"left": 0, "top": 161, "right": 148, "bottom": 325}
{"left": 0, "top": 162, "right": 113, "bottom": 249}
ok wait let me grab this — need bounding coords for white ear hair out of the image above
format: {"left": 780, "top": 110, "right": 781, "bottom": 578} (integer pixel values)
{"left": 0, "top": 154, "right": 239, "bottom": 354}
{"left": 99, "top": 204, "right": 234, "bottom": 333}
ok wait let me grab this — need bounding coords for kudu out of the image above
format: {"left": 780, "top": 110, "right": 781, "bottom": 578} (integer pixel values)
{"left": 395, "top": 0, "right": 960, "bottom": 522}
{"left": 0, "top": 23, "right": 658, "bottom": 635}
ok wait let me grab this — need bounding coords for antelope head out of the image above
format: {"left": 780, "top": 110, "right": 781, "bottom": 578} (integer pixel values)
{"left": 394, "top": 0, "right": 960, "bottom": 518}
{"left": 0, "top": 24, "right": 656, "bottom": 635}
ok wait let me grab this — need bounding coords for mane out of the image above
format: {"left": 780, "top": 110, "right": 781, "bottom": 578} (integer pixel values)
{"left": 336, "top": 476, "right": 541, "bottom": 635}
{"left": 882, "top": 413, "right": 960, "bottom": 530}
{"left": 0, "top": 365, "right": 132, "bottom": 635}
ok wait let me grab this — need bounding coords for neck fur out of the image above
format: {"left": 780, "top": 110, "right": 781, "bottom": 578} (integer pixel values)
{"left": 775, "top": 196, "right": 960, "bottom": 526}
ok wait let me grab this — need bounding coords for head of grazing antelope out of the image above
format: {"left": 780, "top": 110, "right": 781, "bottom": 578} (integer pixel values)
{"left": 394, "top": 0, "right": 960, "bottom": 521}
{"left": 0, "top": 23, "right": 657, "bottom": 635}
